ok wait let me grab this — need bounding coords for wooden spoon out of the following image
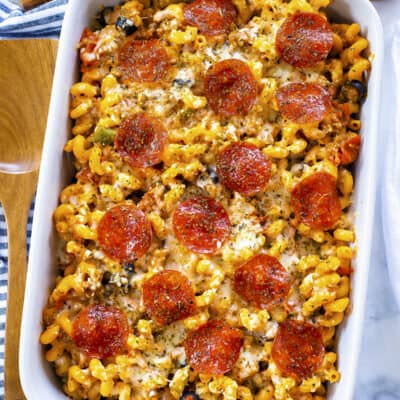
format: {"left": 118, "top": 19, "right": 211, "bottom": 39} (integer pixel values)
{"left": 0, "top": 39, "right": 58, "bottom": 400}
{"left": 20, "top": 0, "right": 51, "bottom": 10}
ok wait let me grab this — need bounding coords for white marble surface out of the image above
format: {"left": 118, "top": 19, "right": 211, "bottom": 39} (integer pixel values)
{"left": 355, "top": 1, "right": 400, "bottom": 398}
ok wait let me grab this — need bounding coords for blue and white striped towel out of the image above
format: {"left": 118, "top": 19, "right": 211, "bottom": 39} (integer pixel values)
{"left": 0, "top": 203, "right": 35, "bottom": 399}
{"left": 0, "top": 209, "right": 8, "bottom": 400}
{"left": 1, "top": 1, "right": 67, "bottom": 397}
{"left": 0, "top": 0, "right": 67, "bottom": 38}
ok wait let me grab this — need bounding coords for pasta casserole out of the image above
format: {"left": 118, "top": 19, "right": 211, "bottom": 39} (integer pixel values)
{"left": 40, "top": 0, "right": 371, "bottom": 398}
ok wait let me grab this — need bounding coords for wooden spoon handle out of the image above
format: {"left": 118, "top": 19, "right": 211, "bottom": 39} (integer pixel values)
{"left": 21, "top": 0, "right": 51, "bottom": 10}
{"left": 2, "top": 171, "right": 38, "bottom": 400}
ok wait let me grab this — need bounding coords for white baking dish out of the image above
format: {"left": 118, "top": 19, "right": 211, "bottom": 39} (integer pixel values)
{"left": 19, "top": 0, "right": 383, "bottom": 398}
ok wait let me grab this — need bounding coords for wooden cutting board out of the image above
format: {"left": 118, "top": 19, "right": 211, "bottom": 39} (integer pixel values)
{"left": 21, "top": 0, "right": 50, "bottom": 10}
{"left": 0, "top": 39, "right": 58, "bottom": 400}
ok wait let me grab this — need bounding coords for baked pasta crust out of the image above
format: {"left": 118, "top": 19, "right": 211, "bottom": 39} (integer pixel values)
{"left": 40, "top": 0, "right": 370, "bottom": 399}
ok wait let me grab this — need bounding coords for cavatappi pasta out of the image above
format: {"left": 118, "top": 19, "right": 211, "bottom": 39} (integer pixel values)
{"left": 41, "top": 0, "right": 371, "bottom": 399}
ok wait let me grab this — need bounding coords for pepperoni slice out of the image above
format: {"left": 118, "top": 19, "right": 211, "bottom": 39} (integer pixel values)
{"left": 276, "top": 12, "right": 333, "bottom": 68}
{"left": 119, "top": 38, "right": 170, "bottom": 82}
{"left": 142, "top": 270, "right": 197, "bottom": 325}
{"left": 272, "top": 320, "right": 325, "bottom": 379}
{"left": 234, "top": 254, "right": 291, "bottom": 309}
{"left": 204, "top": 59, "right": 258, "bottom": 117}
{"left": 276, "top": 83, "right": 331, "bottom": 124}
{"left": 115, "top": 113, "right": 167, "bottom": 168}
{"left": 98, "top": 204, "right": 152, "bottom": 262}
{"left": 173, "top": 196, "right": 230, "bottom": 254}
{"left": 184, "top": 0, "right": 237, "bottom": 36}
{"left": 216, "top": 143, "right": 272, "bottom": 196}
{"left": 71, "top": 305, "right": 129, "bottom": 359}
{"left": 184, "top": 319, "right": 243, "bottom": 374}
{"left": 338, "top": 134, "right": 361, "bottom": 165}
{"left": 291, "top": 172, "right": 341, "bottom": 230}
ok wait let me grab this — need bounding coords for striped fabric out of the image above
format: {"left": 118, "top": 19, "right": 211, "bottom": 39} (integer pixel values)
{"left": 0, "top": 210, "right": 7, "bottom": 400}
{"left": 0, "top": 0, "right": 68, "bottom": 38}
{"left": 0, "top": 202, "right": 34, "bottom": 399}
